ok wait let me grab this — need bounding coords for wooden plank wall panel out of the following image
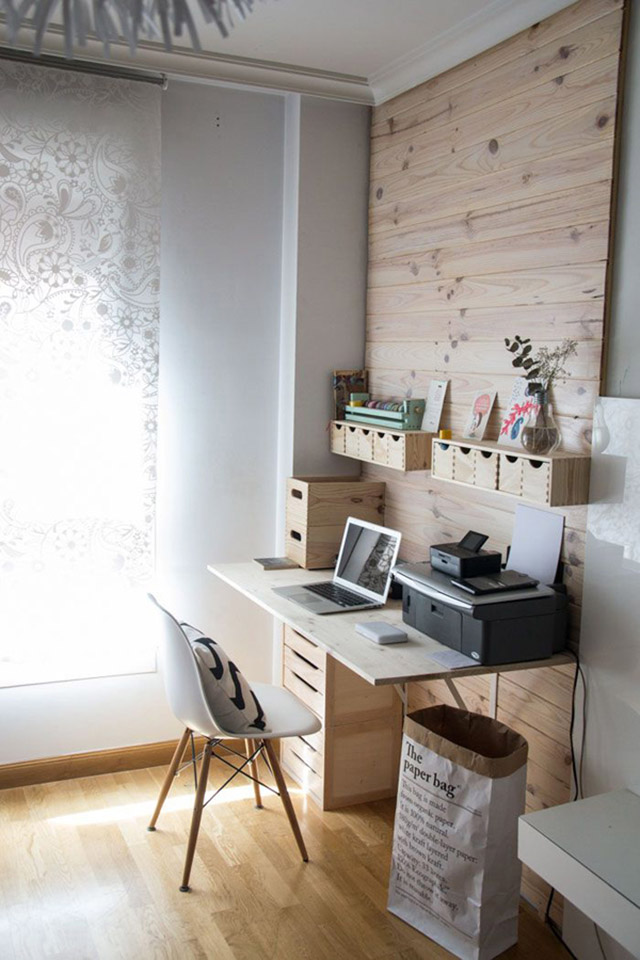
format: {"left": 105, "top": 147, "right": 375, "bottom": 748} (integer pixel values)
{"left": 363, "top": 0, "right": 625, "bottom": 917}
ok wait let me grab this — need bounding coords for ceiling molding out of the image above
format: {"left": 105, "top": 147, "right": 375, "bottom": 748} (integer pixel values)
{"left": 0, "top": 27, "right": 374, "bottom": 104}
{"left": 368, "top": 0, "right": 576, "bottom": 105}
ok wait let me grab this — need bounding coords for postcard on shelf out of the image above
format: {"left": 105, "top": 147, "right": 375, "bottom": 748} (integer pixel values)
{"left": 498, "top": 377, "right": 538, "bottom": 447}
{"left": 333, "top": 369, "right": 367, "bottom": 420}
{"left": 463, "top": 390, "right": 496, "bottom": 441}
{"left": 421, "top": 379, "right": 448, "bottom": 432}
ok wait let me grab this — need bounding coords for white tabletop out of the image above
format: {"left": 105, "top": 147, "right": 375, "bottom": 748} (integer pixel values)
{"left": 208, "top": 562, "right": 571, "bottom": 687}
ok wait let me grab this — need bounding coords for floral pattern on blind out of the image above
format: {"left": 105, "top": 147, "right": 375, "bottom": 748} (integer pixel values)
{"left": 0, "top": 63, "right": 160, "bottom": 685}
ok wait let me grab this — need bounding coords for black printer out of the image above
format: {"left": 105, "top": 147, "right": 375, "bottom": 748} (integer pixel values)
{"left": 393, "top": 562, "right": 567, "bottom": 666}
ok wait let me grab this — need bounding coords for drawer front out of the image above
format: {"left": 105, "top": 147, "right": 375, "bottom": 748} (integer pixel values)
{"left": 453, "top": 446, "right": 475, "bottom": 483}
{"left": 358, "top": 428, "right": 374, "bottom": 462}
{"left": 499, "top": 454, "right": 523, "bottom": 495}
{"left": 432, "top": 441, "right": 454, "bottom": 480}
{"left": 387, "top": 433, "right": 405, "bottom": 469}
{"left": 281, "top": 740, "right": 324, "bottom": 801}
{"left": 521, "top": 459, "right": 551, "bottom": 503}
{"left": 345, "top": 426, "right": 361, "bottom": 458}
{"left": 330, "top": 422, "right": 346, "bottom": 454}
{"left": 283, "top": 735, "right": 323, "bottom": 777}
{"left": 283, "top": 625, "right": 326, "bottom": 671}
{"left": 283, "top": 665, "right": 324, "bottom": 719}
{"left": 474, "top": 449, "right": 499, "bottom": 489}
{"left": 373, "top": 431, "right": 388, "bottom": 464}
{"left": 284, "top": 645, "right": 326, "bottom": 696}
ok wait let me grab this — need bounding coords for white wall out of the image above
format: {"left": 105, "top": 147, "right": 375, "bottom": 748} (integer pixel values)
{"left": 563, "top": 7, "right": 640, "bottom": 958}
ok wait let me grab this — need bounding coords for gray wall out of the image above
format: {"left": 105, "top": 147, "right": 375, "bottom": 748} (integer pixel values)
{"left": 605, "top": 3, "right": 640, "bottom": 398}
{"left": 292, "top": 96, "right": 370, "bottom": 476}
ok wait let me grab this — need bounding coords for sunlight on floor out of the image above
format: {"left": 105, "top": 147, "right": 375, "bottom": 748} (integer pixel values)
{"left": 48, "top": 783, "right": 304, "bottom": 826}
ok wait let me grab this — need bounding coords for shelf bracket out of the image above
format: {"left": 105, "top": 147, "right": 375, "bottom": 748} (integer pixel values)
{"left": 444, "top": 678, "right": 468, "bottom": 711}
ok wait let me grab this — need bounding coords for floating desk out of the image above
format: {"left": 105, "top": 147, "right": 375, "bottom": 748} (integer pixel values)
{"left": 208, "top": 562, "right": 571, "bottom": 810}
{"left": 519, "top": 790, "right": 640, "bottom": 956}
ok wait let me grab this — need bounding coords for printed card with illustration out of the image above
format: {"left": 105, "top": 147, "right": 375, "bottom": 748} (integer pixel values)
{"left": 463, "top": 390, "right": 496, "bottom": 440}
{"left": 498, "top": 377, "right": 539, "bottom": 447}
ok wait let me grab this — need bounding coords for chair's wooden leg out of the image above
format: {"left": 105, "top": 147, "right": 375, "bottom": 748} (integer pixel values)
{"left": 245, "top": 738, "right": 263, "bottom": 808}
{"left": 263, "top": 739, "right": 308, "bottom": 863}
{"left": 180, "top": 740, "right": 213, "bottom": 892}
{"left": 147, "top": 727, "right": 191, "bottom": 831}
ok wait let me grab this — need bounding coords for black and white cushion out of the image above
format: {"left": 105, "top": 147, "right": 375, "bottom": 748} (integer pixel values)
{"left": 181, "top": 624, "right": 267, "bottom": 735}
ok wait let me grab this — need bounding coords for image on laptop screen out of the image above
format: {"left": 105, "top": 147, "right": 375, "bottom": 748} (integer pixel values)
{"left": 336, "top": 521, "right": 400, "bottom": 598}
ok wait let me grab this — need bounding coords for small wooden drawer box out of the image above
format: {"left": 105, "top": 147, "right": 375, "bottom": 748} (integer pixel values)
{"left": 358, "top": 428, "right": 374, "bottom": 462}
{"left": 330, "top": 422, "right": 346, "bottom": 454}
{"left": 499, "top": 454, "right": 524, "bottom": 495}
{"left": 432, "top": 442, "right": 455, "bottom": 480}
{"left": 474, "top": 449, "right": 499, "bottom": 490}
{"left": 387, "top": 433, "right": 405, "bottom": 469}
{"left": 345, "top": 425, "right": 360, "bottom": 458}
{"left": 453, "top": 446, "right": 475, "bottom": 484}
{"left": 330, "top": 421, "right": 431, "bottom": 472}
{"left": 285, "top": 476, "right": 385, "bottom": 569}
{"left": 521, "top": 459, "right": 551, "bottom": 503}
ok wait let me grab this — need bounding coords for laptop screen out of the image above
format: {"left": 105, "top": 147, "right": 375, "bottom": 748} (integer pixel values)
{"left": 334, "top": 519, "right": 401, "bottom": 601}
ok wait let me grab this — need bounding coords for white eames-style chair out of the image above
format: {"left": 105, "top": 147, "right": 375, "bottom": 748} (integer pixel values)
{"left": 147, "top": 596, "right": 321, "bottom": 891}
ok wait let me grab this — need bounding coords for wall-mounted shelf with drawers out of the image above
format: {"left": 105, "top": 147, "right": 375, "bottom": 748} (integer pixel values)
{"left": 431, "top": 437, "right": 590, "bottom": 507}
{"left": 330, "top": 420, "right": 431, "bottom": 472}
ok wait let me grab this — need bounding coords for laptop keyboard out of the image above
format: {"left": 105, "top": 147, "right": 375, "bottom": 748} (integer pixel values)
{"left": 305, "top": 582, "right": 369, "bottom": 607}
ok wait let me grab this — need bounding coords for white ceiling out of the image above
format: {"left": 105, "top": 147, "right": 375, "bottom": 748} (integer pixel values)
{"left": 1, "top": 0, "right": 577, "bottom": 103}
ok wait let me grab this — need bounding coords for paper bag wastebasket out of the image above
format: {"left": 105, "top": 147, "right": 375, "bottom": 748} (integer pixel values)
{"left": 388, "top": 705, "right": 528, "bottom": 960}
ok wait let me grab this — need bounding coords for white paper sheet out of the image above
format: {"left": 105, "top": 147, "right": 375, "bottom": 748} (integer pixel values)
{"left": 421, "top": 379, "right": 448, "bottom": 432}
{"left": 506, "top": 504, "right": 564, "bottom": 585}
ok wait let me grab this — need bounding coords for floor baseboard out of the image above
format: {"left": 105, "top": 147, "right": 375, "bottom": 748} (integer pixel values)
{"left": 0, "top": 735, "right": 211, "bottom": 790}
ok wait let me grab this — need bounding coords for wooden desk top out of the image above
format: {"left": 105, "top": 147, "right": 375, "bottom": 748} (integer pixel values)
{"left": 208, "top": 562, "right": 571, "bottom": 687}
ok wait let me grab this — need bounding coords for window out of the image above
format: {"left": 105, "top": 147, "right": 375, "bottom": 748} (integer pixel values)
{"left": 0, "top": 63, "right": 161, "bottom": 685}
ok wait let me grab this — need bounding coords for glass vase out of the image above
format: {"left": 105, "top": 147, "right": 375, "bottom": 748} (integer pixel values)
{"left": 521, "top": 389, "right": 561, "bottom": 455}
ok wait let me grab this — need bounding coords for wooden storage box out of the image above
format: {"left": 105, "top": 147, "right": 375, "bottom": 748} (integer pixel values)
{"left": 280, "top": 625, "right": 402, "bottom": 810}
{"left": 432, "top": 441, "right": 455, "bottom": 480}
{"left": 285, "top": 476, "right": 385, "bottom": 569}
{"left": 330, "top": 421, "right": 346, "bottom": 455}
{"left": 499, "top": 454, "right": 524, "bottom": 496}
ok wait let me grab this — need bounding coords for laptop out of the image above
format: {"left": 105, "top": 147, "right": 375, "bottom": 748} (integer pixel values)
{"left": 273, "top": 517, "right": 402, "bottom": 615}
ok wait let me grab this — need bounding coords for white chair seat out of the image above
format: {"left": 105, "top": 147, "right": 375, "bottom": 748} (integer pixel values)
{"left": 210, "top": 682, "right": 321, "bottom": 740}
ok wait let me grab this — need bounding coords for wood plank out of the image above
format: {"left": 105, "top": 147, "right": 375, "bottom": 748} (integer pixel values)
{"left": 366, "top": 337, "right": 602, "bottom": 379}
{"left": 373, "top": 98, "right": 616, "bottom": 209}
{"left": 373, "top": 0, "right": 622, "bottom": 128}
{"left": 367, "top": 302, "right": 604, "bottom": 341}
{"left": 368, "top": 221, "right": 609, "bottom": 288}
{"left": 369, "top": 182, "right": 612, "bottom": 261}
{"left": 372, "top": 54, "right": 619, "bottom": 180}
{"left": 369, "top": 143, "right": 615, "bottom": 237}
{"left": 367, "top": 369, "right": 598, "bottom": 419}
{"left": 372, "top": 9, "right": 622, "bottom": 143}
{"left": 367, "top": 264, "right": 606, "bottom": 315}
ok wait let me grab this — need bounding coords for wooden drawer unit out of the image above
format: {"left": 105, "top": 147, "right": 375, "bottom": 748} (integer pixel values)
{"left": 431, "top": 438, "right": 590, "bottom": 506}
{"left": 280, "top": 625, "right": 402, "bottom": 810}
{"left": 285, "top": 476, "right": 385, "bottom": 569}
{"left": 330, "top": 420, "right": 431, "bottom": 472}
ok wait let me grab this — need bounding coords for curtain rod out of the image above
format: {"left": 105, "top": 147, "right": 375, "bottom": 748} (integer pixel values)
{"left": 0, "top": 46, "right": 167, "bottom": 87}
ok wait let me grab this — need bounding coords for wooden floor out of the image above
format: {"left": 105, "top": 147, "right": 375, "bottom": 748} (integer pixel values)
{"left": 0, "top": 756, "right": 567, "bottom": 960}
